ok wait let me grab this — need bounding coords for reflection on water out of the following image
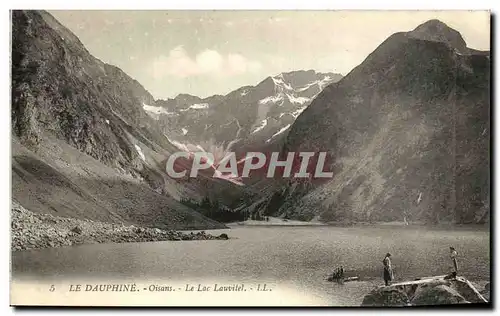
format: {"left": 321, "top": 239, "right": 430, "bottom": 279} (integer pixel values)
{"left": 11, "top": 225, "right": 490, "bottom": 306}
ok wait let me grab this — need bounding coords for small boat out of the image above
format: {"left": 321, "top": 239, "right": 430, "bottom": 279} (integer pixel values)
{"left": 326, "top": 272, "right": 359, "bottom": 283}
{"left": 343, "top": 276, "right": 359, "bottom": 282}
{"left": 327, "top": 266, "right": 361, "bottom": 284}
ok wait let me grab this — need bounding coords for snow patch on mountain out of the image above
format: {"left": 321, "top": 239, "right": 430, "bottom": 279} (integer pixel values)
{"left": 180, "top": 103, "right": 210, "bottom": 111}
{"left": 259, "top": 94, "right": 284, "bottom": 105}
{"left": 317, "top": 75, "right": 334, "bottom": 90}
{"left": 290, "top": 106, "right": 307, "bottom": 118}
{"left": 251, "top": 119, "right": 268, "bottom": 134}
{"left": 266, "top": 124, "right": 291, "bottom": 143}
{"left": 165, "top": 134, "right": 196, "bottom": 152}
{"left": 189, "top": 103, "right": 209, "bottom": 109}
{"left": 296, "top": 75, "right": 335, "bottom": 92}
{"left": 272, "top": 74, "right": 294, "bottom": 91}
{"left": 134, "top": 144, "right": 146, "bottom": 162}
{"left": 296, "top": 82, "right": 315, "bottom": 92}
{"left": 143, "top": 103, "right": 176, "bottom": 116}
{"left": 287, "top": 94, "right": 310, "bottom": 105}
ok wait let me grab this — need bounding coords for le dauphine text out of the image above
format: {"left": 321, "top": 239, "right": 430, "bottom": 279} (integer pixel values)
{"left": 66, "top": 283, "right": 272, "bottom": 292}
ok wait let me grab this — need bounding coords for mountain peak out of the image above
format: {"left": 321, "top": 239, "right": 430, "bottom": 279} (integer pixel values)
{"left": 409, "top": 19, "right": 468, "bottom": 52}
{"left": 415, "top": 19, "right": 450, "bottom": 30}
{"left": 174, "top": 93, "right": 203, "bottom": 103}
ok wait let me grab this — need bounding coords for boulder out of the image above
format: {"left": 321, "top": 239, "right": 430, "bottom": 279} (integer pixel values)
{"left": 361, "top": 287, "right": 411, "bottom": 306}
{"left": 71, "top": 226, "right": 83, "bottom": 234}
{"left": 412, "top": 285, "right": 469, "bottom": 305}
{"left": 361, "top": 276, "right": 487, "bottom": 307}
{"left": 449, "top": 279, "right": 487, "bottom": 303}
{"left": 133, "top": 227, "right": 144, "bottom": 234}
{"left": 218, "top": 233, "right": 229, "bottom": 240}
{"left": 480, "top": 283, "right": 490, "bottom": 302}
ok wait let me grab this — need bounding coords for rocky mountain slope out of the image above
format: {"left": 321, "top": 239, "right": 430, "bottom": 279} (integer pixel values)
{"left": 252, "top": 20, "right": 490, "bottom": 224}
{"left": 149, "top": 70, "right": 342, "bottom": 155}
{"left": 11, "top": 10, "right": 229, "bottom": 229}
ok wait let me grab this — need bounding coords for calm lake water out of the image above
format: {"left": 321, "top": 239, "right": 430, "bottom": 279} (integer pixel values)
{"left": 11, "top": 225, "right": 490, "bottom": 306}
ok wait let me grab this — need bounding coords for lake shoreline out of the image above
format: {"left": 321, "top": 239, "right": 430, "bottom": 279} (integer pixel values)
{"left": 11, "top": 202, "right": 229, "bottom": 252}
{"left": 228, "top": 217, "right": 326, "bottom": 227}
{"left": 227, "top": 217, "right": 490, "bottom": 230}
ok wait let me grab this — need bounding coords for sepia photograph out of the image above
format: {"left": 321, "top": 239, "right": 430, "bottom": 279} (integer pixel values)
{"left": 9, "top": 8, "right": 491, "bottom": 307}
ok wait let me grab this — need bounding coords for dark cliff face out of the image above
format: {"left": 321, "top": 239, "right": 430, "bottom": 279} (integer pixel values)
{"left": 269, "top": 20, "right": 490, "bottom": 224}
{"left": 11, "top": 10, "right": 228, "bottom": 229}
{"left": 11, "top": 10, "right": 171, "bottom": 172}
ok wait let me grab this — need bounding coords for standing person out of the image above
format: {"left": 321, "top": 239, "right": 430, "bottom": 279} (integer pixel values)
{"left": 450, "top": 247, "right": 458, "bottom": 277}
{"left": 334, "top": 267, "right": 339, "bottom": 280}
{"left": 383, "top": 253, "right": 394, "bottom": 286}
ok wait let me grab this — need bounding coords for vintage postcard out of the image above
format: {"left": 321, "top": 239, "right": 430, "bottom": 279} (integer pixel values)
{"left": 9, "top": 9, "right": 490, "bottom": 307}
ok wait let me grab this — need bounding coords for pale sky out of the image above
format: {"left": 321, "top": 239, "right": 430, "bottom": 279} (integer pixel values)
{"left": 49, "top": 10, "right": 490, "bottom": 99}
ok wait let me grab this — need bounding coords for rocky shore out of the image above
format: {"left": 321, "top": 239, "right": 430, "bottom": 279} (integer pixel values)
{"left": 361, "top": 276, "right": 489, "bottom": 306}
{"left": 11, "top": 202, "right": 229, "bottom": 252}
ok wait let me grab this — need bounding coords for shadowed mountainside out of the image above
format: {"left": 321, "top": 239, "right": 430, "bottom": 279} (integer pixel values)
{"left": 249, "top": 20, "right": 490, "bottom": 224}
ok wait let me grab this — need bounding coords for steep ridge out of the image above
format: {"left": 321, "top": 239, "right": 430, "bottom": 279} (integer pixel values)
{"left": 257, "top": 20, "right": 490, "bottom": 224}
{"left": 11, "top": 10, "right": 227, "bottom": 229}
